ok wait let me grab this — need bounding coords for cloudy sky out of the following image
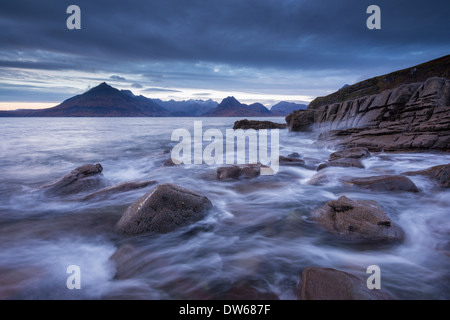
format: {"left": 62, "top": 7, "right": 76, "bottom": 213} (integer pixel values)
{"left": 0, "top": 0, "right": 449, "bottom": 110}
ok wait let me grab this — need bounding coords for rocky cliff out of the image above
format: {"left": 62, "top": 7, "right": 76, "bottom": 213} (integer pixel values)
{"left": 286, "top": 57, "right": 450, "bottom": 152}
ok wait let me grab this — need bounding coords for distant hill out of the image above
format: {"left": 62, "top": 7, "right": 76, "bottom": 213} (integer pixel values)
{"left": 308, "top": 54, "right": 450, "bottom": 109}
{"left": 205, "top": 96, "right": 272, "bottom": 117}
{"left": 0, "top": 83, "right": 171, "bottom": 117}
{"left": 0, "top": 83, "right": 306, "bottom": 117}
{"left": 270, "top": 101, "right": 307, "bottom": 116}
{"left": 152, "top": 99, "right": 218, "bottom": 116}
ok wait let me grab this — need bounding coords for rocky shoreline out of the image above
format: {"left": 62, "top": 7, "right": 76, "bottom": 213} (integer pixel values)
{"left": 286, "top": 77, "right": 450, "bottom": 152}
{"left": 26, "top": 70, "right": 449, "bottom": 299}
{"left": 33, "top": 139, "right": 449, "bottom": 300}
{"left": 2, "top": 58, "right": 448, "bottom": 300}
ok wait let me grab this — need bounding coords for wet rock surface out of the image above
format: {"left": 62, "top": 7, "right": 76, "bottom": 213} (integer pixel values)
{"left": 287, "top": 77, "right": 450, "bottom": 152}
{"left": 279, "top": 156, "right": 306, "bottom": 166}
{"left": 313, "top": 196, "right": 403, "bottom": 241}
{"left": 317, "top": 158, "right": 365, "bottom": 171}
{"left": 41, "top": 163, "right": 107, "bottom": 196}
{"left": 217, "top": 164, "right": 264, "bottom": 180}
{"left": 298, "top": 267, "right": 394, "bottom": 300}
{"left": 345, "top": 175, "right": 420, "bottom": 193}
{"left": 329, "top": 147, "right": 371, "bottom": 161}
{"left": 116, "top": 183, "right": 212, "bottom": 235}
{"left": 81, "top": 180, "right": 157, "bottom": 200}
{"left": 403, "top": 163, "right": 450, "bottom": 188}
{"left": 233, "top": 119, "right": 287, "bottom": 130}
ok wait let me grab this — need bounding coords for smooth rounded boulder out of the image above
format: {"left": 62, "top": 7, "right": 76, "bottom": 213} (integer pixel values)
{"left": 298, "top": 267, "right": 393, "bottom": 300}
{"left": 116, "top": 183, "right": 212, "bottom": 235}
{"left": 216, "top": 164, "right": 262, "bottom": 180}
{"left": 313, "top": 196, "right": 403, "bottom": 241}
{"left": 345, "top": 175, "right": 420, "bottom": 192}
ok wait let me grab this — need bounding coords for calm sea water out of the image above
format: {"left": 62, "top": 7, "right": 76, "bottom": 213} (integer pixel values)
{"left": 0, "top": 117, "right": 449, "bottom": 299}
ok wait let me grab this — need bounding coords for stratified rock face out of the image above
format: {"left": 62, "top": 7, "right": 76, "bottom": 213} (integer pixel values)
{"left": 42, "top": 163, "right": 106, "bottom": 196}
{"left": 116, "top": 183, "right": 212, "bottom": 235}
{"left": 298, "top": 267, "right": 393, "bottom": 300}
{"left": 287, "top": 76, "right": 450, "bottom": 151}
{"left": 313, "top": 196, "right": 403, "bottom": 241}
{"left": 233, "top": 119, "right": 287, "bottom": 130}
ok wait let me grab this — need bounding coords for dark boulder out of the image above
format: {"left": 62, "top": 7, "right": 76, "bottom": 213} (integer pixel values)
{"left": 285, "top": 110, "right": 316, "bottom": 132}
{"left": 313, "top": 196, "right": 403, "bottom": 241}
{"left": 217, "top": 164, "right": 262, "bottom": 180}
{"left": 403, "top": 163, "right": 450, "bottom": 188}
{"left": 279, "top": 156, "right": 306, "bottom": 166}
{"left": 345, "top": 175, "right": 420, "bottom": 193}
{"left": 42, "top": 163, "right": 106, "bottom": 196}
{"left": 317, "top": 158, "right": 365, "bottom": 171}
{"left": 163, "top": 158, "right": 181, "bottom": 166}
{"left": 287, "top": 152, "right": 301, "bottom": 158}
{"left": 298, "top": 267, "right": 393, "bottom": 300}
{"left": 329, "top": 147, "right": 371, "bottom": 161}
{"left": 116, "top": 183, "right": 212, "bottom": 235}
{"left": 233, "top": 119, "right": 287, "bottom": 130}
{"left": 434, "top": 164, "right": 450, "bottom": 187}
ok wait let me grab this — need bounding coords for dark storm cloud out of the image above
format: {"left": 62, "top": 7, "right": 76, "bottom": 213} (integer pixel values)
{"left": 0, "top": 0, "right": 449, "bottom": 102}
{"left": 2, "top": 0, "right": 449, "bottom": 69}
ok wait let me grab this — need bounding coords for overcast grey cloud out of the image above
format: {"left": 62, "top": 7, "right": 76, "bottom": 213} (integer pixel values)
{"left": 0, "top": 0, "right": 449, "bottom": 107}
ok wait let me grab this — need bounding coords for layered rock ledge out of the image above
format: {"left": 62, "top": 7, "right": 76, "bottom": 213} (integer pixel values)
{"left": 286, "top": 76, "right": 450, "bottom": 152}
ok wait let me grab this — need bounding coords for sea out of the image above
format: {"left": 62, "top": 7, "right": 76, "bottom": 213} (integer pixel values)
{"left": 0, "top": 117, "right": 449, "bottom": 300}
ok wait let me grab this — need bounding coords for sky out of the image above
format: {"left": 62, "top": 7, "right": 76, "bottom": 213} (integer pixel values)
{"left": 0, "top": 0, "right": 449, "bottom": 110}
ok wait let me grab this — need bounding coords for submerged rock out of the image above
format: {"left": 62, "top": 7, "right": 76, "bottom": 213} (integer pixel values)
{"left": 116, "top": 183, "right": 212, "bottom": 235}
{"left": 81, "top": 180, "right": 157, "bottom": 200}
{"left": 317, "top": 158, "right": 365, "bottom": 171}
{"left": 41, "top": 163, "right": 106, "bottom": 196}
{"left": 307, "top": 171, "right": 338, "bottom": 186}
{"left": 287, "top": 152, "right": 301, "bottom": 158}
{"left": 298, "top": 267, "right": 393, "bottom": 300}
{"left": 329, "top": 147, "right": 371, "bottom": 161}
{"left": 220, "top": 279, "right": 279, "bottom": 300}
{"left": 316, "top": 147, "right": 370, "bottom": 171}
{"left": 162, "top": 158, "right": 182, "bottom": 166}
{"left": 403, "top": 163, "right": 450, "bottom": 188}
{"left": 345, "top": 175, "right": 420, "bottom": 193}
{"left": 233, "top": 119, "right": 287, "bottom": 130}
{"left": 217, "top": 164, "right": 262, "bottom": 180}
{"left": 435, "top": 165, "right": 450, "bottom": 187}
{"left": 279, "top": 156, "right": 306, "bottom": 166}
{"left": 313, "top": 196, "right": 403, "bottom": 241}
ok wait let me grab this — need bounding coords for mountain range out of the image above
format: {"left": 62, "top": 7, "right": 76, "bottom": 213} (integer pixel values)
{"left": 0, "top": 83, "right": 306, "bottom": 117}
